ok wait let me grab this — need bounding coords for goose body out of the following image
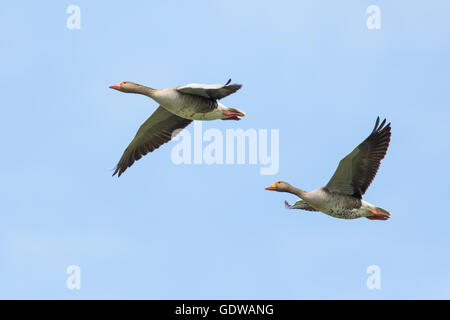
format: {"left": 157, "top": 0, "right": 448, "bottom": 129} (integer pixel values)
{"left": 266, "top": 117, "right": 392, "bottom": 221}
{"left": 109, "top": 79, "right": 245, "bottom": 177}
{"left": 298, "top": 188, "right": 377, "bottom": 219}
{"left": 150, "top": 87, "right": 232, "bottom": 120}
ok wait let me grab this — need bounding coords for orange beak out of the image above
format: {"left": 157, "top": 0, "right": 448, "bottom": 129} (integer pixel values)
{"left": 109, "top": 83, "right": 121, "bottom": 90}
{"left": 265, "top": 183, "right": 277, "bottom": 191}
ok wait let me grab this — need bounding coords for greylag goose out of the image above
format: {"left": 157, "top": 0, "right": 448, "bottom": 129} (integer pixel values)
{"left": 109, "top": 79, "right": 245, "bottom": 177}
{"left": 265, "top": 117, "right": 392, "bottom": 220}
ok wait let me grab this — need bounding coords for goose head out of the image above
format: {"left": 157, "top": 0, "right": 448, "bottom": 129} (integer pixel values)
{"left": 265, "top": 181, "right": 292, "bottom": 192}
{"left": 109, "top": 81, "right": 154, "bottom": 95}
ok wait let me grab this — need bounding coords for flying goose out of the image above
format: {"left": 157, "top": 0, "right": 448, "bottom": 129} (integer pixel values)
{"left": 265, "top": 117, "right": 392, "bottom": 220}
{"left": 109, "top": 79, "right": 245, "bottom": 177}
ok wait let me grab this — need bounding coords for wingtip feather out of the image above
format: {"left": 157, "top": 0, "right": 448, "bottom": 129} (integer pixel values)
{"left": 284, "top": 200, "right": 291, "bottom": 209}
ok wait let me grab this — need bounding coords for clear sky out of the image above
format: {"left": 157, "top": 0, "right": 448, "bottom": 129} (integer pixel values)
{"left": 1, "top": 1, "right": 450, "bottom": 299}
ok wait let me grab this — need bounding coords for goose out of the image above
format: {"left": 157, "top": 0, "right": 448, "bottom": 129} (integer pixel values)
{"left": 265, "top": 117, "right": 392, "bottom": 220}
{"left": 109, "top": 79, "right": 245, "bottom": 177}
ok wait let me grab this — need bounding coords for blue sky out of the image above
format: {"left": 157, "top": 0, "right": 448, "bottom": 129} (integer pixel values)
{"left": 1, "top": 0, "right": 450, "bottom": 299}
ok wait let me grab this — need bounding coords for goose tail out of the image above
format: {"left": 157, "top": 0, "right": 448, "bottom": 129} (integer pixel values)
{"left": 366, "top": 206, "right": 391, "bottom": 221}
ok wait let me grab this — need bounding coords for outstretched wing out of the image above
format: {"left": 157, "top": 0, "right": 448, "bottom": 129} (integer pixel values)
{"left": 284, "top": 200, "right": 318, "bottom": 211}
{"left": 177, "top": 78, "right": 242, "bottom": 100}
{"left": 325, "top": 117, "right": 391, "bottom": 198}
{"left": 113, "top": 106, "right": 192, "bottom": 177}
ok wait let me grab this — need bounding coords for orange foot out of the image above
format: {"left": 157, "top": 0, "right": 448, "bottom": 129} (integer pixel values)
{"left": 366, "top": 208, "right": 390, "bottom": 221}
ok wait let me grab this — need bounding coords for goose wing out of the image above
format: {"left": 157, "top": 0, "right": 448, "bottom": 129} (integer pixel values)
{"left": 177, "top": 79, "right": 242, "bottom": 100}
{"left": 285, "top": 200, "right": 318, "bottom": 211}
{"left": 113, "top": 106, "right": 192, "bottom": 177}
{"left": 325, "top": 117, "right": 391, "bottom": 198}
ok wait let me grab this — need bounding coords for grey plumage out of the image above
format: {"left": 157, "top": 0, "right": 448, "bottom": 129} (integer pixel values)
{"left": 326, "top": 117, "right": 391, "bottom": 198}
{"left": 266, "top": 117, "right": 392, "bottom": 220}
{"left": 110, "top": 79, "right": 244, "bottom": 177}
